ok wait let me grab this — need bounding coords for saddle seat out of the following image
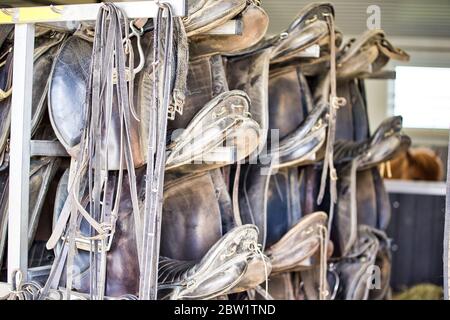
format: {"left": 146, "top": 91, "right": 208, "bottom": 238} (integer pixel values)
{"left": 337, "top": 29, "right": 410, "bottom": 79}
{"left": 265, "top": 211, "right": 327, "bottom": 274}
{"left": 158, "top": 224, "right": 271, "bottom": 300}
{"left": 166, "top": 90, "right": 260, "bottom": 172}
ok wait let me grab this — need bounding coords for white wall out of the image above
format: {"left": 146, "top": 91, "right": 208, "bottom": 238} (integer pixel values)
{"left": 363, "top": 37, "right": 450, "bottom": 147}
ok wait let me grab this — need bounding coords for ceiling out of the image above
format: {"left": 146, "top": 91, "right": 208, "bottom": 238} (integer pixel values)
{"left": 2, "top": 0, "right": 450, "bottom": 40}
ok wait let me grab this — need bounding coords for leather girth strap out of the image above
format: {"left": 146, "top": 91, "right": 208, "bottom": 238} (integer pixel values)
{"left": 139, "top": 2, "right": 176, "bottom": 300}
{"left": 41, "top": 3, "right": 141, "bottom": 300}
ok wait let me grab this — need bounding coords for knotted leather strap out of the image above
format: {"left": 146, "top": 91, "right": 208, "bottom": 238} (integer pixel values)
{"left": 317, "top": 14, "right": 346, "bottom": 243}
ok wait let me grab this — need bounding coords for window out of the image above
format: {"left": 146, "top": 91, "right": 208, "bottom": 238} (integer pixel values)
{"left": 394, "top": 66, "right": 450, "bottom": 129}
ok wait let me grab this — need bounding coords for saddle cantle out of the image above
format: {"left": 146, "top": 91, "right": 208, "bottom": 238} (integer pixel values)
{"left": 183, "top": 0, "right": 247, "bottom": 37}
{"left": 189, "top": 3, "right": 269, "bottom": 59}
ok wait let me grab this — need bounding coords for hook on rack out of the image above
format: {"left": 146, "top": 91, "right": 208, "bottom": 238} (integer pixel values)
{"left": 0, "top": 8, "right": 14, "bottom": 17}
{"left": 49, "top": 5, "right": 63, "bottom": 15}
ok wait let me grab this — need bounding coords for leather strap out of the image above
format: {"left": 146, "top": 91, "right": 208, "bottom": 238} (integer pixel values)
{"left": 139, "top": 2, "right": 176, "bottom": 300}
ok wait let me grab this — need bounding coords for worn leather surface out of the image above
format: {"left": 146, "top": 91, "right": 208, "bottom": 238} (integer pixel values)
{"left": 53, "top": 168, "right": 143, "bottom": 297}
{"left": 183, "top": 0, "right": 247, "bottom": 37}
{"left": 160, "top": 171, "right": 224, "bottom": 261}
{"left": 30, "top": 2, "right": 415, "bottom": 301}
{"left": 190, "top": 4, "right": 269, "bottom": 59}
{"left": 48, "top": 35, "right": 144, "bottom": 169}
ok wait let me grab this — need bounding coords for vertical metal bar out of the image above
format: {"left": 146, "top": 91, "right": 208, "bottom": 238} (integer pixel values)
{"left": 7, "top": 23, "right": 35, "bottom": 284}
{"left": 444, "top": 133, "right": 450, "bottom": 300}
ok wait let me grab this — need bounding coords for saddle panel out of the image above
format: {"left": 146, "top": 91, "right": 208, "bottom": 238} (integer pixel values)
{"left": 268, "top": 273, "right": 296, "bottom": 300}
{"left": 335, "top": 79, "right": 370, "bottom": 143}
{"left": 355, "top": 170, "right": 377, "bottom": 228}
{"left": 160, "top": 171, "right": 224, "bottom": 261}
{"left": 0, "top": 170, "right": 9, "bottom": 268}
{"left": 168, "top": 56, "right": 215, "bottom": 133}
{"left": 226, "top": 49, "right": 271, "bottom": 154}
{"left": 48, "top": 36, "right": 91, "bottom": 155}
{"left": 0, "top": 50, "right": 12, "bottom": 157}
{"left": 268, "top": 66, "right": 309, "bottom": 139}
{"left": 373, "top": 168, "right": 391, "bottom": 230}
{"left": 265, "top": 168, "right": 301, "bottom": 247}
{"left": 238, "top": 163, "right": 271, "bottom": 248}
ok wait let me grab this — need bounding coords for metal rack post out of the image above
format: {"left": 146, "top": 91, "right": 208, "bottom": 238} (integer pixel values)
{"left": 7, "top": 23, "right": 35, "bottom": 284}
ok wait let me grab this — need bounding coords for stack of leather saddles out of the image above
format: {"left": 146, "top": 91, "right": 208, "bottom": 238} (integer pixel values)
{"left": 0, "top": 1, "right": 410, "bottom": 300}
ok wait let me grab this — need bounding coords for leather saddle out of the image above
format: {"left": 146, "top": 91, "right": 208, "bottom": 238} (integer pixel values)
{"left": 189, "top": 3, "right": 269, "bottom": 59}
{"left": 183, "top": 0, "right": 248, "bottom": 37}
{"left": 49, "top": 167, "right": 271, "bottom": 299}
{"left": 332, "top": 225, "right": 390, "bottom": 300}
{"left": 3, "top": 1, "right": 414, "bottom": 301}
{"left": 0, "top": 27, "right": 66, "bottom": 170}
{"left": 337, "top": 29, "right": 410, "bottom": 79}
{"left": 331, "top": 117, "right": 411, "bottom": 257}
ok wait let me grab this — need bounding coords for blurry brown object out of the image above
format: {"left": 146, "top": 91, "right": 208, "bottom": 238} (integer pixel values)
{"left": 381, "top": 147, "right": 444, "bottom": 181}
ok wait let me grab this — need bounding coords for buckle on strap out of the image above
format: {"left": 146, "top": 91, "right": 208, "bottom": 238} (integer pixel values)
{"left": 61, "top": 224, "right": 115, "bottom": 253}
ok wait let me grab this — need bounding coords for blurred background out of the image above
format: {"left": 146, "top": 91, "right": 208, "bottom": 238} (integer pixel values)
{"left": 2, "top": 0, "right": 449, "bottom": 299}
